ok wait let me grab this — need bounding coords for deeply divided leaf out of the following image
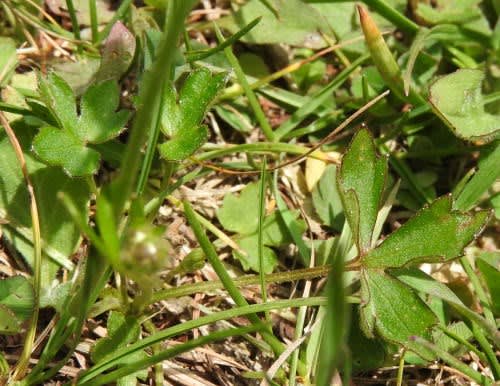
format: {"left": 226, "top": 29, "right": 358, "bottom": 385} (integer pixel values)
{"left": 38, "top": 72, "right": 78, "bottom": 133}
{"left": 159, "top": 68, "right": 225, "bottom": 160}
{"left": 363, "top": 195, "right": 489, "bottom": 269}
{"left": 360, "top": 269, "right": 437, "bottom": 359}
{"left": 77, "top": 80, "right": 130, "bottom": 142}
{"left": 429, "top": 69, "right": 499, "bottom": 142}
{"left": 34, "top": 72, "right": 130, "bottom": 176}
{"left": 33, "top": 126, "right": 101, "bottom": 176}
{"left": 337, "top": 129, "right": 387, "bottom": 253}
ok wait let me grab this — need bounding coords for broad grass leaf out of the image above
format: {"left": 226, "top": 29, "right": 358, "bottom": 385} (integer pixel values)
{"left": 476, "top": 253, "right": 500, "bottom": 316}
{"left": 0, "top": 126, "right": 90, "bottom": 269}
{"left": 159, "top": 68, "right": 225, "bottom": 160}
{"left": 0, "top": 37, "right": 17, "bottom": 87}
{"left": 363, "top": 195, "right": 489, "bottom": 269}
{"left": 337, "top": 129, "right": 387, "bottom": 253}
{"left": 393, "top": 267, "right": 500, "bottom": 343}
{"left": 429, "top": 69, "right": 499, "bottom": 142}
{"left": 360, "top": 269, "right": 437, "bottom": 359}
{"left": 91, "top": 311, "right": 148, "bottom": 384}
{"left": 0, "top": 276, "right": 34, "bottom": 321}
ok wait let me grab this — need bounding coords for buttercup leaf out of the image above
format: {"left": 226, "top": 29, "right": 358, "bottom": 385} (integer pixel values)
{"left": 38, "top": 72, "right": 78, "bottom": 133}
{"left": 429, "top": 69, "right": 499, "bottom": 142}
{"left": 32, "top": 126, "right": 101, "bottom": 176}
{"left": 159, "top": 68, "right": 225, "bottom": 160}
{"left": 360, "top": 269, "right": 437, "bottom": 359}
{"left": 77, "top": 80, "right": 130, "bottom": 142}
{"left": 337, "top": 129, "right": 387, "bottom": 253}
{"left": 363, "top": 195, "right": 489, "bottom": 269}
{"left": 35, "top": 73, "right": 130, "bottom": 176}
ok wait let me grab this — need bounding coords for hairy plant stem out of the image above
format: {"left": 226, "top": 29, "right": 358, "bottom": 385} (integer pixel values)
{"left": 150, "top": 265, "right": 356, "bottom": 304}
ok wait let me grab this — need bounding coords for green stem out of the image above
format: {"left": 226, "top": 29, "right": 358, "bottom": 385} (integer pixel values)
{"left": 136, "top": 81, "right": 167, "bottom": 196}
{"left": 183, "top": 201, "right": 285, "bottom": 357}
{"left": 411, "top": 337, "right": 493, "bottom": 385}
{"left": 77, "top": 297, "right": 329, "bottom": 384}
{"left": 151, "top": 265, "right": 335, "bottom": 304}
{"left": 198, "top": 142, "right": 330, "bottom": 162}
{"left": 471, "top": 323, "right": 500, "bottom": 379}
{"left": 460, "top": 257, "right": 496, "bottom": 325}
{"left": 65, "top": 0, "right": 81, "bottom": 41}
{"left": 396, "top": 352, "right": 405, "bottom": 386}
{"left": 109, "top": 0, "right": 196, "bottom": 220}
{"left": 82, "top": 326, "right": 261, "bottom": 386}
{"left": 362, "top": 0, "right": 419, "bottom": 34}
{"left": 214, "top": 23, "right": 275, "bottom": 141}
{"left": 143, "top": 320, "right": 165, "bottom": 386}
{"left": 88, "top": 0, "right": 98, "bottom": 44}
{"left": 258, "top": 159, "right": 269, "bottom": 318}
{"left": 436, "top": 324, "right": 487, "bottom": 363}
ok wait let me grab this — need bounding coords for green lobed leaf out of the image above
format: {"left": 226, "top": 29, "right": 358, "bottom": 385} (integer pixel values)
{"left": 416, "top": 0, "right": 484, "bottom": 25}
{"left": 348, "top": 307, "right": 390, "bottom": 372}
{"left": 429, "top": 69, "right": 499, "bottom": 142}
{"left": 158, "top": 125, "right": 208, "bottom": 161}
{"left": 77, "top": 80, "right": 130, "bottom": 143}
{"left": 360, "top": 269, "right": 437, "bottom": 359}
{"left": 32, "top": 126, "right": 101, "bottom": 177}
{"left": 35, "top": 73, "right": 130, "bottom": 176}
{"left": 337, "top": 129, "right": 387, "bottom": 253}
{"left": 363, "top": 195, "right": 489, "bottom": 269}
{"left": 38, "top": 72, "right": 78, "bottom": 134}
{"left": 235, "top": 236, "right": 277, "bottom": 274}
{"left": 0, "top": 276, "right": 34, "bottom": 321}
{"left": 159, "top": 68, "right": 225, "bottom": 160}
